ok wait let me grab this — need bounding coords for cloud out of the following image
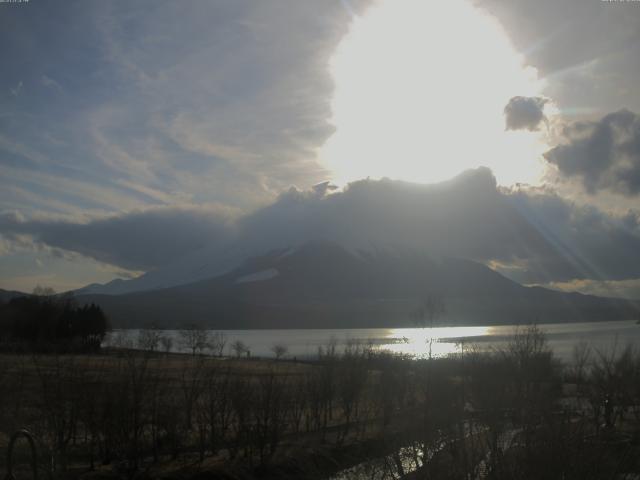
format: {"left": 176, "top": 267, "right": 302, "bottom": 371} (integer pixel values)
{"left": 544, "top": 109, "right": 640, "bottom": 196}
{"left": 7, "top": 168, "right": 638, "bottom": 290}
{"left": 541, "top": 278, "right": 640, "bottom": 300}
{"left": 235, "top": 169, "right": 640, "bottom": 286}
{"left": 0, "top": 205, "right": 238, "bottom": 271}
{"left": 10, "top": 81, "right": 22, "bottom": 97}
{"left": 0, "top": 1, "right": 367, "bottom": 220}
{"left": 41, "top": 75, "right": 62, "bottom": 91}
{"left": 474, "top": 0, "right": 640, "bottom": 113}
{"left": 504, "top": 96, "right": 548, "bottom": 131}
{"left": 0, "top": 134, "right": 48, "bottom": 165}
{"left": 238, "top": 168, "right": 546, "bottom": 265}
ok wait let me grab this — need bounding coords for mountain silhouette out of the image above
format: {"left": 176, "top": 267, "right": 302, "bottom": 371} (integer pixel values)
{"left": 76, "top": 242, "right": 639, "bottom": 329}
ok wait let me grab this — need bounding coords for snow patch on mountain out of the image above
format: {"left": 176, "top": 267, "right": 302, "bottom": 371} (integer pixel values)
{"left": 276, "top": 247, "right": 295, "bottom": 259}
{"left": 235, "top": 268, "right": 279, "bottom": 284}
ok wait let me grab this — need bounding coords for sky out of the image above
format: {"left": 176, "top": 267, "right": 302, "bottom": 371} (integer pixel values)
{"left": 1, "top": 0, "right": 640, "bottom": 298}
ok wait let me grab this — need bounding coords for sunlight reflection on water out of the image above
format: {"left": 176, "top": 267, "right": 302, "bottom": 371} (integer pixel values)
{"left": 382, "top": 326, "right": 491, "bottom": 358}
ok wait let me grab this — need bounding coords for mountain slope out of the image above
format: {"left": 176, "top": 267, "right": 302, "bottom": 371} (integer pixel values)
{"left": 77, "top": 242, "right": 639, "bottom": 329}
{"left": 0, "top": 288, "right": 28, "bottom": 303}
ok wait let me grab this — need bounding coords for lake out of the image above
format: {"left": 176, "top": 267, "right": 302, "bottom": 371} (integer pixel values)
{"left": 105, "top": 319, "right": 640, "bottom": 362}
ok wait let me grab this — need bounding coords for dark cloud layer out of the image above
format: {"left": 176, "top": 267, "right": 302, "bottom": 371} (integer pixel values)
{"left": 544, "top": 109, "right": 640, "bottom": 196}
{"left": 504, "top": 96, "right": 547, "bottom": 131}
{"left": 2, "top": 168, "right": 640, "bottom": 288}
{"left": 0, "top": 207, "right": 236, "bottom": 271}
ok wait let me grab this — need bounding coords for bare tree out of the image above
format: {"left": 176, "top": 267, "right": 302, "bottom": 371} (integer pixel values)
{"left": 414, "top": 295, "right": 445, "bottom": 359}
{"left": 288, "top": 376, "right": 307, "bottom": 433}
{"left": 209, "top": 331, "right": 227, "bottom": 357}
{"left": 33, "top": 285, "right": 57, "bottom": 297}
{"left": 271, "top": 343, "right": 288, "bottom": 360}
{"left": 179, "top": 324, "right": 210, "bottom": 356}
{"left": 588, "top": 342, "right": 636, "bottom": 430}
{"left": 414, "top": 295, "right": 445, "bottom": 327}
{"left": 160, "top": 335, "right": 173, "bottom": 354}
{"left": 32, "top": 354, "right": 83, "bottom": 473}
{"left": 179, "top": 358, "right": 206, "bottom": 444}
{"left": 569, "top": 340, "right": 591, "bottom": 383}
{"left": 200, "top": 366, "right": 233, "bottom": 456}
{"left": 137, "top": 328, "right": 162, "bottom": 352}
{"left": 231, "top": 339, "right": 248, "bottom": 358}
{"left": 337, "top": 352, "right": 367, "bottom": 442}
{"left": 110, "top": 330, "right": 133, "bottom": 351}
{"left": 317, "top": 336, "right": 338, "bottom": 359}
{"left": 228, "top": 376, "right": 252, "bottom": 459}
{"left": 252, "top": 370, "right": 288, "bottom": 464}
{"left": 120, "top": 353, "right": 153, "bottom": 470}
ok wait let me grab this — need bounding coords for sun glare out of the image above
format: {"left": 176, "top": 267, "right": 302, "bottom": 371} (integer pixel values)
{"left": 322, "top": 0, "right": 550, "bottom": 186}
{"left": 384, "top": 326, "right": 491, "bottom": 358}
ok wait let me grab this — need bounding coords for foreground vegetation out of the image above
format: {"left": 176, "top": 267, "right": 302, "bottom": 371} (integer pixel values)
{"left": 1, "top": 326, "right": 640, "bottom": 479}
{"left": 0, "top": 292, "right": 109, "bottom": 353}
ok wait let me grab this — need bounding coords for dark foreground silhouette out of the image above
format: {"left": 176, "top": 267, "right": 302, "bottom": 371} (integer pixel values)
{"left": 1, "top": 325, "right": 640, "bottom": 479}
{"left": 0, "top": 294, "right": 109, "bottom": 353}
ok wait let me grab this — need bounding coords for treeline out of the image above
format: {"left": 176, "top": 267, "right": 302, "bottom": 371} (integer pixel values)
{"left": 1, "top": 328, "right": 640, "bottom": 479}
{"left": 0, "top": 293, "right": 109, "bottom": 352}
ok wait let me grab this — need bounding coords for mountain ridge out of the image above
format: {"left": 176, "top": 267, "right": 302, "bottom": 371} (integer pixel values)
{"left": 0, "top": 288, "right": 29, "bottom": 303}
{"left": 75, "top": 242, "right": 640, "bottom": 329}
